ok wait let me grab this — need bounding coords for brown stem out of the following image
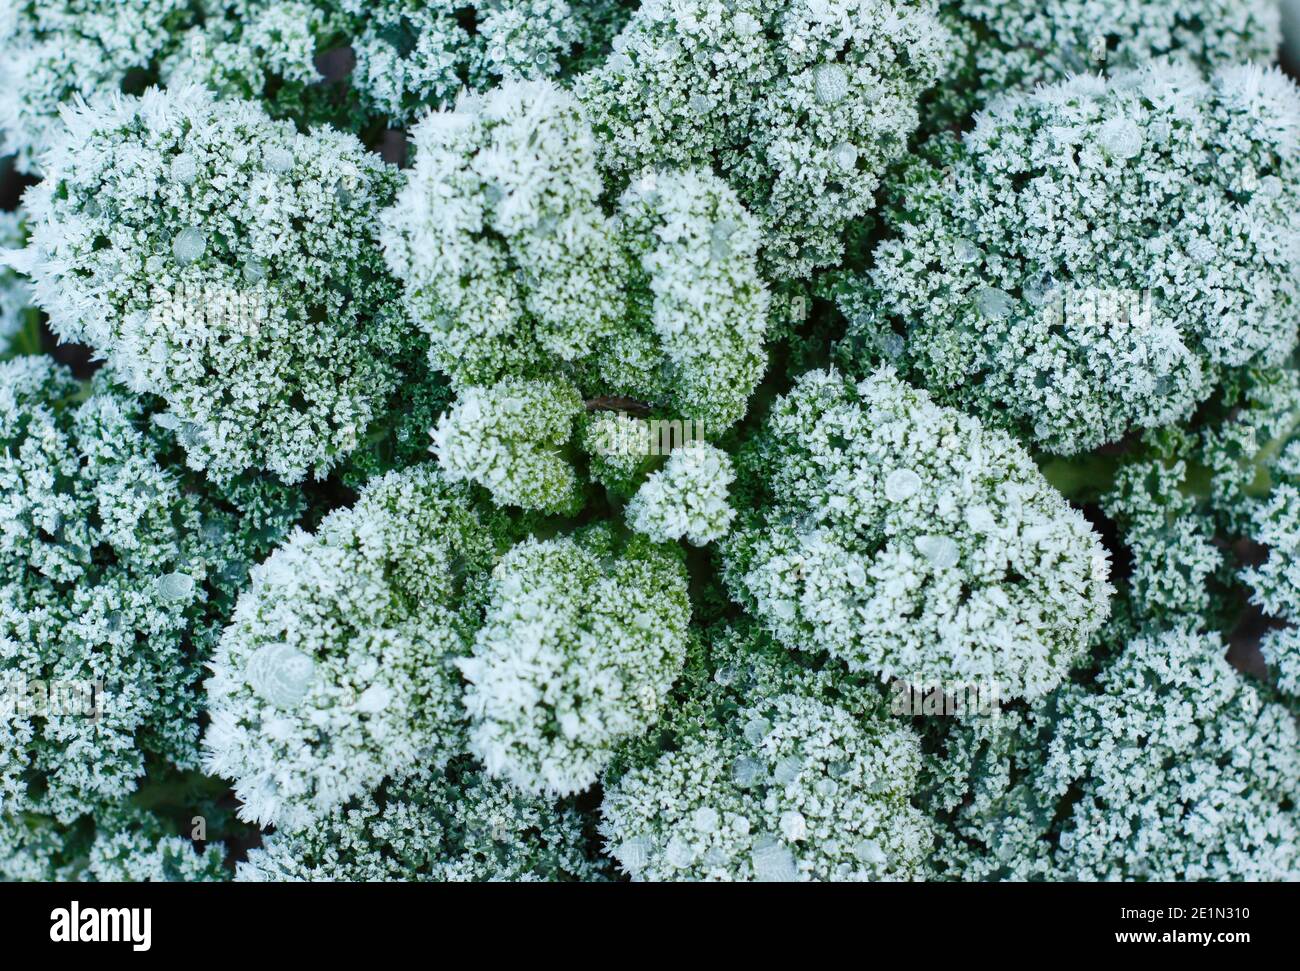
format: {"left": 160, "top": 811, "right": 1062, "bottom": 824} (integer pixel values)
{"left": 584, "top": 396, "right": 653, "bottom": 417}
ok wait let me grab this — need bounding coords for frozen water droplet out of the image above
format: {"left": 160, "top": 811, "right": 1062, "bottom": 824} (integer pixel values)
{"left": 954, "top": 237, "right": 981, "bottom": 264}
{"left": 813, "top": 63, "right": 848, "bottom": 105}
{"left": 692, "top": 807, "right": 719, "bottom": 833}
{"left": 201, "top": 520, "right": 228, "bottom": 544}
{"left": 170, "top": 154, "right": 198, "bottom": 184}
{"left": 247, "top": 642, "right": 316, "bottom": 709}
{"left": 779, "top": 810, "right": 807, "bottom": 841}
{"left": 752, "top": 841, "right": 797, "bottom": 882}
{"left": 172, "top": 227, "right": 206, "bottom": 266}
{"left": 832, "top": 142, "right": 858, "bottom": 171}
{"left": 853, "top": 838, "right": 887, "bottom": 867}
{"left": 618, "top": 836, "right": 652, "bottom": 872}
{"left": 1099, "top": 117, "right": 1143, "bottom": 160}
{"left": 263, "top": 146, "right": 294, "bottom": 173}
{"left": 974, "top": 286, "right": 1014, "bottom": 320}
{"left": 157, "top": 572, "right": 194, "bottom": 601}
{"left": 743, "top": 716, "right": 771, "bottom": 745}
{"left": 688, "top": 93, "right": 711, "bottom": 114}
{"left": 356, "top": 683, "right": 392, "bottom": 714}
{"left": 734, "top": 11, "right": 760, "bottom": 35}
{"left": 884, "top": 468, "right": 922, "bottom": 502}
{"left": 773, "top": 755, "right": 803, "bottom": 784}
{"left": 710, "top": 218, "right": 737, "bottom": 260}
{"left": 178, "top": 422, "right": 206, "bottom": 448}
{"left": 733, "top": 757, "right": 765, "bottom": 788}
{"left": 534, "top": 214, "right": 558, "bottom": 239}
{"left": 242, "top": 258, "right": 266, "bottom": 284}
{"left": 916, "top": 534, "right": 959, "bottom": 569}
{"left": 1023, "top": 273, "right": 1057, "bottom": 307}
{"left": 665, "top": 835, "right": 694, "bottom": 868}
{"left": 714, "top": 665, "right": 737, "bottom": 686}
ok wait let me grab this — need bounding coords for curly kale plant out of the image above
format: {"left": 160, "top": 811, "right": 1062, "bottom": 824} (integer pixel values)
{"left": 923, "top": 625, "right": 1300, "bottom": 882}
{"left": 237, "top": 759, "right": 606, "bottom": 881}
{"left": 340, "top": 0, "right": 631, "bottom": 124}
{"left": 933, "top": 0, "right": 1282, "bottom": 123}
{"left": 602, "top": 691, "right": 931, "bottom": 881}
{"left": 0, "top": 1, "right": 354, "bottom": 173}
{"left": 381, "top": 77, "right": 769, "bottom": 435}
{"left": 2, "top": 0, "right": 1298, "bottom": 887}
{"left": 203, "top": 464, "right": 498, "bottom": 831}
{"left": 459, "top": 526, "right": 690, "bottom": 795}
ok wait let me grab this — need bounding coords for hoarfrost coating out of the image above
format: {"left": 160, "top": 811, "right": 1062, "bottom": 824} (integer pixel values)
{"left": 1, "top": 0, "right": 1297, "bottom": 884}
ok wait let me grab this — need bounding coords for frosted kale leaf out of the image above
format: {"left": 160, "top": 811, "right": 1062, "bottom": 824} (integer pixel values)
{"left": 19, "top": 84, "right": 419, "bottom": 482}
{"left": 578, "top": 0, "right": 953, "bottom": 277}
{"left": 204, "top": 464, "right": 499, "bottom": 831}
{"left": 238, "top": 758, "right": 608, "bottom": 881}
{"left": 381, "top": 77, "right": 769, "bottom": 439}
{"left": 846, "top": 63, "right": 1300, "bottom": 454}
{"left": 723, "top": 367, "right": 1113, "bottom": 701}
{"left": 602, "top": 692, "right": 931, "bottom": 881}
{"left": 460, "top": 526, "right": 690, "bottom": 795}
{"left": 933, "top": 0, "right": 1281, "bottom": 124}
{"left": 0, "top": 355, "right": 301, "bottom": 825}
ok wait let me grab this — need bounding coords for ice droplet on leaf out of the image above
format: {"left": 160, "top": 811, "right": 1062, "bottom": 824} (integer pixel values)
{"left": 172, "top": 227, "right": 206, "bottom": 266}
{"left": 813, "top": 63, "right": 848, "bottom": 105}
{"left": 884, "top": 468, "right": 922, "bottom": 502}
{"left": 247, "top": 642, "right": 316, "bottom": 709}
